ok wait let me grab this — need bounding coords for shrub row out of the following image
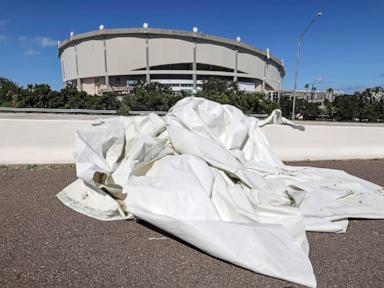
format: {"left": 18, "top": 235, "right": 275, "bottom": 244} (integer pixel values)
{"left": 1, "top": 77, "right": 383, "bottom": 121}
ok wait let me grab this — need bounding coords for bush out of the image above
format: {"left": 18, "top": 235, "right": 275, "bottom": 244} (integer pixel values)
{"left": 2, "top": 77, "right": 383, "bottom": 122}
{"left": 195, "top": 78, "right": 278, "bottom": 114}
{"left": 122, "top": 81, "right": 183, "bottom": 111}
{"left": 2, "top": 82, "right": 121, "bottom": 110}
{"left": 0, "top": 78, "right": 19, "bottom": 106}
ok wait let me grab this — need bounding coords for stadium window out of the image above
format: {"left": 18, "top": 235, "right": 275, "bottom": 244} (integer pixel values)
{"left": 272, "top": 92, "right": 279, "bottom": 102}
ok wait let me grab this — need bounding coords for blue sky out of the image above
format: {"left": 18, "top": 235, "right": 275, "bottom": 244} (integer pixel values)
{"left": 0, "top": 0, "right": 383, "bottom": 93}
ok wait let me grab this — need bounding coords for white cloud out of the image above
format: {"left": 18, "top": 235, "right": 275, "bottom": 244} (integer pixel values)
{"left": 25, "top": 49, "right": 40, "bottom": 56}
{"left": 18, "top": 36, "right": 29, "bottom": 47}
{"left": 17, "top": 35, "right": 57, "bottom": 56}
{"left": 0, "top": 20, "right": 8, "bottom": 44}
{"left": 341, "top": 85, "right": 367, "bottom": 94}
{"left": 35, "top": 36, "right": 57, "bottom": 47}
{"left": 18, "top": 36, "right": 57, "bottom": 47}
{"left": 0, "top": 19, "right": 8, "bottom": 26}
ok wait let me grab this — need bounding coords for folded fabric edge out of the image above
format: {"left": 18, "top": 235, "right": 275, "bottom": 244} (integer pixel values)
{"left": 56, "top": 179, "right": 130, "bottom": 221}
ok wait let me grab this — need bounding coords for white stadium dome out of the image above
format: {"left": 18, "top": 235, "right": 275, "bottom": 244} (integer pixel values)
{"left": 58, "top": 27, "right": 285, "bottom": 95}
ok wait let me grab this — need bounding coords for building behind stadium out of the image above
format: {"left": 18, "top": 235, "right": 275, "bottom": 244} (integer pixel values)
{"left": 58, "top": 24, "right": 285, "bottom": 99}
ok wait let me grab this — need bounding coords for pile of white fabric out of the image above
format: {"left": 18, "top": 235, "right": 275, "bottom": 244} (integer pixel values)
{"left": 57, "top": 97, "right": 384, "bottom": 287}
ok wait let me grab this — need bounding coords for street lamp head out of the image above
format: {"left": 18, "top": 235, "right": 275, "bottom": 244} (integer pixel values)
{"left": 192, "top": 27, "right": 198, "bottom": 33}
{"left": 317, "top": 11, "right": 323, "bottom": 17}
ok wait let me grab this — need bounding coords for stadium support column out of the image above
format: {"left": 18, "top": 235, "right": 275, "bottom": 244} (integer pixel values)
{"left": 234, "top": 47, "right": 238, "bottom": 82}
{"left": 262, "top": 48, "right": 270, "bottom": 94}
{"left": 103, "top": 37, "right": 109, "bottom": 87}
{"left": 192, "top": 27, "right": 199, "bottom": 91}
{"left": 234, "top": 36, "right": 241, "bottom": 82}
{"left": 74, "top": 42, "right": 82, "bottom": 91}
{"left": 262, "top": 63, "right": 266, "bottom": 93}
{"left": 145, "top": 33, "right": 150, "bottom": 82}
{"left": 192, "top": 38, "right": 197, "bottom": 90}
{"left": 76, "top": 78, "right": 81, "bottom": 91}
{"left": 60, "top": 56, "right": 65, "bottom": 86}
{"left": 279, "top": 60, "right": 284, "bottom": 101}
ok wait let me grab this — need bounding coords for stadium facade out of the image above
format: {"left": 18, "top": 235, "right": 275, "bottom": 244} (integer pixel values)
{"left": 58, "top": 26, "right": 285, "bottom": 96}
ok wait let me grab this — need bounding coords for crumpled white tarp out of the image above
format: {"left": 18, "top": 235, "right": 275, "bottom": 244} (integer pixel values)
{"left": 57, "top": 97, "right": 384, "bottom": 287}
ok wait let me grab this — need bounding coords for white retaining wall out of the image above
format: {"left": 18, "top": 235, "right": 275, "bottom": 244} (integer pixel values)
{"left": 0, "top": 119, "right": 92, "bottom": 164}
{"left": 262, "top": 124, "right": 384, "bottom": 161}
{"left": 1, "top": 118, "right": 384, "bottom": 164}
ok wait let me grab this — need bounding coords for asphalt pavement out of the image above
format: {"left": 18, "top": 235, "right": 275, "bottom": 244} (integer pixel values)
{"left": 1, "top": 160, "right": 384, "bottom": 288}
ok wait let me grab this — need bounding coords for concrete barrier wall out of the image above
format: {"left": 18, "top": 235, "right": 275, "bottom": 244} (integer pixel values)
{"left": 263, "top": 124, "right": 384, "bottom": 161}
{"left": 0, "top": 119, "right": 92, "bottom": 164}
{"left": 1, "top": 118, "right": 384, "bottom": 164}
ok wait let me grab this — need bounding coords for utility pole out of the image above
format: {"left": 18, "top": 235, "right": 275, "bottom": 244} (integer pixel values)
{"left": 292, "top": 11, "right": 323, "bottom": 119}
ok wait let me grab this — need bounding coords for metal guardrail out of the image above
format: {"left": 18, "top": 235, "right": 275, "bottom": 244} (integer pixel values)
{"left": 0, "top": 107, "right": 266, "bottom": 118}
{"left": 0, "top": 107, "right": 118, "bottom": 114}
{"left": 248, "top": 113, "right": 268, "bottom": 118}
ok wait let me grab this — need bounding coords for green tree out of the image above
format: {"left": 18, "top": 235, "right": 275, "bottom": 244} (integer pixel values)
{"left": 122, "top": 81, "right": 181, "bottom": 111}
{"left": 332, "top": 95, "right": 361, "bottom": 121}
{"left": 0, "top": 78, "right": 20, "bottom": 106}
{"left": 279, "top": 96, "right": 322, "bottom": 120}
{"left": 196, "top": 78, "right": 276, "bottom": 114}
{"left": 279, "top": 96, "right": 293, "bottom": 118}
{"left": 298, "top": 100, "right": 321, "bottom": 120}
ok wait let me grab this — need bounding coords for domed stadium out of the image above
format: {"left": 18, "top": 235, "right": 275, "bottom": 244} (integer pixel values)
{"left": 58, "top": 25, "right": 285, "bottom": 97}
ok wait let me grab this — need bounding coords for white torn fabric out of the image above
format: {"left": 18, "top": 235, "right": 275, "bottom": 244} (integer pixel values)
{"left": 57, "top": 97, "right": 384, "bottom": 288}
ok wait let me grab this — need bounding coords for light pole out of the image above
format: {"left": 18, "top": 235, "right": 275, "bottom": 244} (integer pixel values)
{"left": 291, "top": 11, "right": 323, "bottom": 120}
